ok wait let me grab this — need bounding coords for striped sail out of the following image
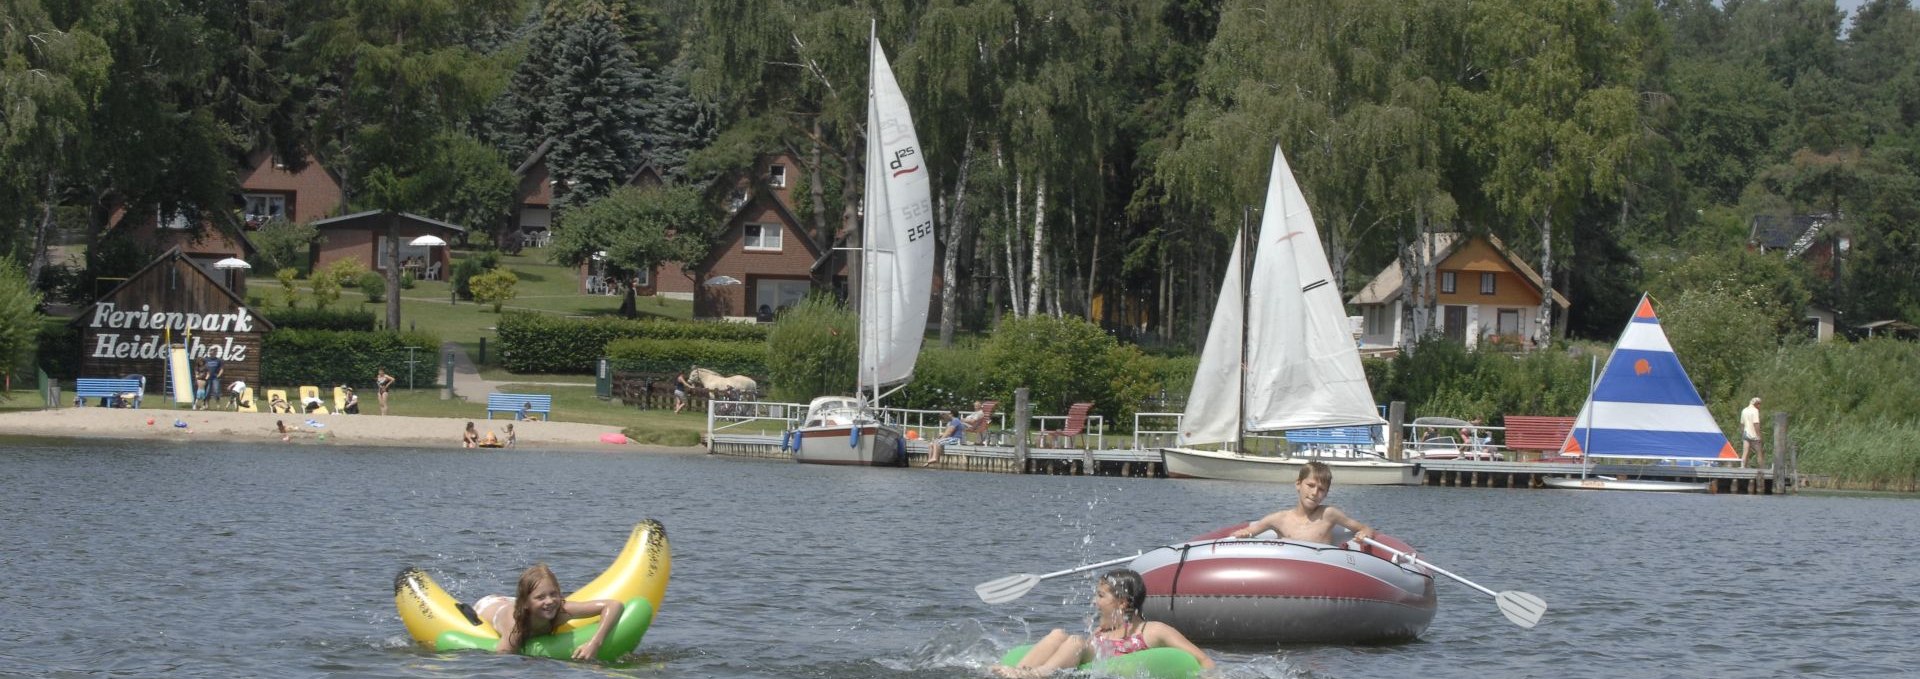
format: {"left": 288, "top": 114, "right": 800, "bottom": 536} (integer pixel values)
{"left": 1561, "top": 295, "right": 1737, "bottom": 460}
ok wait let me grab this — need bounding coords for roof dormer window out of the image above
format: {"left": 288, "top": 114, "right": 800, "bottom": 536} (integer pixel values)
{"left": 769, "top": 164, "right": 787, "bottom": 188}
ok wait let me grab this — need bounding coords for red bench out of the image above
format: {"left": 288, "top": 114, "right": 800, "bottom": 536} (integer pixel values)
{"left": 1501, "top": 415, "right": 1576, "bottom": 462}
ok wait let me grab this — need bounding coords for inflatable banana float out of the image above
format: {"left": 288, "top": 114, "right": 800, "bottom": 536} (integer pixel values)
{"left": 998, "top": 643, "right": 1202, "bottom": 679}
{"left": 394, "top": 519, "right": 671, "bottom": 661}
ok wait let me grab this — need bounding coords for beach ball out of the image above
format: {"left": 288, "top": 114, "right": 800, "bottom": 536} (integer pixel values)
{"left": 146, "top": 418, "right": 155, "bottom": 425}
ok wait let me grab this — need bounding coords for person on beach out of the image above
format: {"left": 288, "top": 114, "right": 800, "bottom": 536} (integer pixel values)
{"left": 1230, "top": 460, "right": 1375, "bottom": 545}
{"left": 672, "top": 372, "right": 693, "bottom": 414}
{"left": 341, "top": 386, "right": 360, "bottom": 414}
{"left": 275, "top": 420, "right": 306, "bottom": 442}
{"left": 192, "top": 366, "right": 210, "bottom": 410}
{"left": 376, "top": 368, "right": 395, "bottom": 415}
{"left": 505, "top": 423, "right": 517, "bottom": 448}
{"left": 463, "top": 422, "right": 480, "bottom": 448}
{"left": 923, "top": 409, "right": 964, "bottom": 467}
{"left": 994, "top": 568, "right": 1212, "bottom": 677}
{"left": 517, "top": 401, "right": 532, "bottom": 421}
{"left": 1740, "top": 397, "right": 1764, "bottom": 467}
{"left": 226, "top": 379, "right": 249, "bottom": 410}
{"left": 269, "top": 392, "right": 291, "bottom": 414}
{"left": 202, "top": 356, "right": 224, "bottom": 407}
{"left": 467, "top": 563, "right": 625, "bottom": 659}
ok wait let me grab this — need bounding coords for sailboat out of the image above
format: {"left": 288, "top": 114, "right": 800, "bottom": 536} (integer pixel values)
{"left": 791, "top": 30, "right": 936, "bottom": 467}
{"left": 1542, "top": 294, "right": 1733, "bottom": 491}
{"left": 1160, "top": 145, "right": 1419, "bottom": 486}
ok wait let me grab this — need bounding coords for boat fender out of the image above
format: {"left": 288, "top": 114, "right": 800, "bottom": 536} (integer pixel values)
{"left": 894, "top": 436, "right": 905, "bottom": 463}
{"left": 848, "top": 426, "right": 861, "bottom": 449}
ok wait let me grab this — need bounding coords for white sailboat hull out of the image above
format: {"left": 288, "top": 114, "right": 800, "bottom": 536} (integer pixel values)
{"left": 1540, "top": 476, "right": 1708, "bottom": 492}
{"left": 793, "top": 424, "right": 907, "bottom": 467}
{"left": 1161, "top": 447, "right": 1421, "bottom": 486}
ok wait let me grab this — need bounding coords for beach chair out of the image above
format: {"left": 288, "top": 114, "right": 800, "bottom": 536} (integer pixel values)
{"left": 1038, "top": 402, "right": 1095, "bottom": 449}
{"left": 299, "top": 386, "right": 330, "bottom": 415}
{"left": 965, "top": 400, "right": 1000, "bottom": 444}
{"left": 235, "top": 387, "right": 258, "bottom": 413}
{"left": 266, "top": 389, "right": 293, "bottom": 414}
{"left": 333, "top": 386, "right": 348, "bottom": 413}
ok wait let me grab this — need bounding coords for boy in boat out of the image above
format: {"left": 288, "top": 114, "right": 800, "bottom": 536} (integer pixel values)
{"left": 1231, "top": 460, "right": 1376, "bottom": 545}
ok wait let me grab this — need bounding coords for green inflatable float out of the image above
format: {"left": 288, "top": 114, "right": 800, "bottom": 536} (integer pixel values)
{"left": 998, "top": 643, "right": 1202, "bottom": 679}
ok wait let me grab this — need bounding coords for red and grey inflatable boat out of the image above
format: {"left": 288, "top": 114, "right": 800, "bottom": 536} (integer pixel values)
{"left": 1130, "top": 523, "right": 1437, "bottom": 644}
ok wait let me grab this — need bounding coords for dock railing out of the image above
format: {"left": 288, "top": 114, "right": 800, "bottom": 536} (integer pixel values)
{"left": 1133, "top": 412, "right": 1182, "bottom": 450}
{"left": 1028, "top": 412, "right": 1105, "bottom": 450}
{"left": 1402, "top": 421, "right": 1508, "bottom": 460}
{"left": 707, "top": 399, "right": 804, "bottom": 437}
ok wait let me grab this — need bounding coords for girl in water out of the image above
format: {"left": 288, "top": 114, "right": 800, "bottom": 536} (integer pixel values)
{"left": 470, "top": 564, "right": 625, "bottom": 660}
{"left": 996, "top": 568, "right": 1212, "bottom": 677}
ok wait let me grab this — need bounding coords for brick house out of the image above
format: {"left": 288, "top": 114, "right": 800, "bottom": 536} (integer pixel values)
{"left": 236, "top": 148, "right": 345, "bottom": 226}
{"left": 308, "top": 211, "right": 465, "bottom": 278}
{"left": 1348, "top": 232, "right": 1569, "bottom": 351}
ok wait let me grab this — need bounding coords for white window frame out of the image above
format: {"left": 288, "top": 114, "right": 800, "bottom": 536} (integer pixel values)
{"left": 769, "top": 164, "right": 787, "bottom": 188}
{"left": 159, "top": 208, "right": 193, "bottom": 231}
{"left": 634, "top": 268, "right": 651, "bottom": 287}
{"left": 1480, "top": 272, "right": 1496, "bottom": 295}
{"left": 1440, "top": 271, "right": 1457, "bottom": 294}
{"left": 243, "top": 193, "right": 288, "bottom": 222}
{"left": 1497, "top": 308, "right": 1521, "bottom": 336}
{"left": 744, "top": 223, "right": 783, "bottom": 251}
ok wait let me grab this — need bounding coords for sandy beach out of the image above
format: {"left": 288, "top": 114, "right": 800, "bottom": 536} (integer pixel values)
{"left": 0, "top": 406, "right": 700, "bottom": 454}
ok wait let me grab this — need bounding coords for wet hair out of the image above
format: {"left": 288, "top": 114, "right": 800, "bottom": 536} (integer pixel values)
{"left": 1297, "top": 460, "right": 1333, "bottom": 485}
{"left": 1098, "top": 568, "right": 1147, "bottom": 614}
{"left": 509, "top": 563, "right": 562, "bottom": 649}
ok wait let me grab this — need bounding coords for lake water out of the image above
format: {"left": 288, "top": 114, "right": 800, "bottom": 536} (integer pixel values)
{"left": 1, "top": 437, "right": 1913, "bottom": 678}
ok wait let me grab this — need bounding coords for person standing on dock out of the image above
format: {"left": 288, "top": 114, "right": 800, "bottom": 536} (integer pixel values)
{"left": 1740, "top": 397, "right": 1764, "bottom": 467}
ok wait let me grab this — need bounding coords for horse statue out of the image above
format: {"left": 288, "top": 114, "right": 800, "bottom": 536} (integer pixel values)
{"left": 689, "top": 367, "right": 758, "bottom": 398}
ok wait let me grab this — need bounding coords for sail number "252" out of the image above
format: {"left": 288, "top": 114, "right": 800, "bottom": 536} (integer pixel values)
{"left": 904, "top": 220, "right": 933, "bottom": 242}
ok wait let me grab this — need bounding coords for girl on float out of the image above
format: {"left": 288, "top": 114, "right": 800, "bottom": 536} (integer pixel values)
{"left": 469, "top": 563, "right": 625, "bottom": 660}
{"left": 995, "top": 568, "right": 1212, "bottom": 677}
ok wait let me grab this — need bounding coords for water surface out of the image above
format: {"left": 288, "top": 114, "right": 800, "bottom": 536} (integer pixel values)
{"left": 1, "top": 438, "right": 1911, "bottom": 678}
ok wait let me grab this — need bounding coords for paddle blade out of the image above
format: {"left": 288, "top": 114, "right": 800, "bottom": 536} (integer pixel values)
{"left": 1496, "top": 591, "right": 1547, "bottom": 628}
{"left": 975, "top": 574, "right": 1041, "bottom": 604}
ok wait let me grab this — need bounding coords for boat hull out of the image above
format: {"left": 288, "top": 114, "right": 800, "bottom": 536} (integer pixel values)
{"left": 793, "top": 424, "right": 907, "bottom": 467}
{"left": 1541, "top": 476, "right": 1708, "bottom": 492}
{"left": 1161, "top": 447, "right": 1421, "bottom": 486}
{"left": 1131, "top": 526, "right": 1436, "bottom": 644}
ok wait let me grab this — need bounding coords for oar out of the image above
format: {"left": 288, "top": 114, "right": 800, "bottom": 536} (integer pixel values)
{"left": 975, "top": 554, "right": 1140, "bottom": 605}
{"left": 1359, "top": 537, "right": 1548, "bottom": 628}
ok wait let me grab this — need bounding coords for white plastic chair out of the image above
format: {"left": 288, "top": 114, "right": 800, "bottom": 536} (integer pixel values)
{"left": 423, "top": 261, "right": 441, "bottom": 281}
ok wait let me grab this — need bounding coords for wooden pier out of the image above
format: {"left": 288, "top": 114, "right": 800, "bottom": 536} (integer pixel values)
{"left": 1418, "top": 459, "right": 1785, "bottom": 494}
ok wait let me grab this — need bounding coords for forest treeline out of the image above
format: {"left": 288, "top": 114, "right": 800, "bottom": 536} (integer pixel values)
{"left": 3, "top": 0, "right": 1917, "bottom": 347}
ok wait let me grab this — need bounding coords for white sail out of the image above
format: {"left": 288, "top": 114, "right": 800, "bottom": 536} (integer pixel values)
{"left": 859, "top": 34, "right": 936, "bottom": 390}
{"left": 1243, "top": 145, "right": 1384, "bottom": 431}
{"left": 1179, "top": 233, "right": 1245, "bottom": 446}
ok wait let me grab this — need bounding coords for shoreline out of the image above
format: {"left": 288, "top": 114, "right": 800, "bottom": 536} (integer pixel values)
{"left": 0, "top": 407, "right": 704, "bottom": 455}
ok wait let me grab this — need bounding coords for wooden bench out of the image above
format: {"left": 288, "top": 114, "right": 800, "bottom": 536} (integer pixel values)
{"left": 1285, "top": 425, "right": 1378, "bottom": 450}
{"left": 488, "top": 393, "right": 553, "bottom": 420}
{"left": 1038, "top": 402, "right": 1094, "bottom": 448}
{"left": 75, "top": 377, "right": 144, "bottom": 408}
{"left": 1502, "top": 415, "right": 1576, "bottom": 461}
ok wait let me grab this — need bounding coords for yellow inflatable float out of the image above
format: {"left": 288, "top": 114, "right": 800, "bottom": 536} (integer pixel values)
{"left": 393, "top": 519, "right": 671, "bottom": 661}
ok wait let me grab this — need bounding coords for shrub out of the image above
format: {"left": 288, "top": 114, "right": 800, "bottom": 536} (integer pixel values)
{"left": 893, "top": 346, "right": 990, "bottom": 411}
{"left": 276, "top": 268, "right": 300, "bottom": 309}
{"left": 606, "top": 338, "right": 767, "bottom": 377}
{"left": 495, "top": 311, "right": 770, "bottom": 373}
{"left": 262, "top": 307, "right": 377, "bottom": 332}
{"left": 308, "top": 269, "right": 342, "bottom": 309}
{"left": 0, "top": 259, "right": 43, "bottom": 379}
{"left": 451, "top": 250, "right": 502, "bottom": 300}
{"left": 980, "top": 314, "right": 1124, "bottom": 418}
{"left": 261, "top": 329, "right": 441, "bottom": 387}
{"left": 763, "top": 295, "right": 856, "bottom": 402}
{"left": 358, "top": 272, "right": 388, "bottom": 302}
{"left": 469, "top": 268, "right": 519, "bottom": 312}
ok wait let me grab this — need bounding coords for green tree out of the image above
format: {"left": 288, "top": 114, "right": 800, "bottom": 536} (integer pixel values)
{"left": 250, "top": 220, "right": 319, "bottom": 275}
{"left": 979, "top": 314, "right": 1122, "bottom": 417}
{"left": 542, "top": 9, "right": 651, "bottom": 207}
{"left": 549, "top": 185, "right": 716, "bottom": 317}
{"left": 0, "top": 258, "right": 43, "bottom": 380}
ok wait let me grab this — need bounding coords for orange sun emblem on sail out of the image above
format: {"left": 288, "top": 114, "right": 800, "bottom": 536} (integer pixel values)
{"left": 1634, "top": 358, "right": 1651, "bottom": 376}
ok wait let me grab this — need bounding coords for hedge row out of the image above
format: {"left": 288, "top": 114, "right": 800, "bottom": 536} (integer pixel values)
{"left": 260, "top": 329, "right": 441, "bottom": 388}
{"left": 495, "top": 312, "right": 769, "bottom": 373}
{"left": 605, "top": 338, "right": 767, "bottom": 381}
{"left": 261, "top": 307, "right": 377, "bottom": 331}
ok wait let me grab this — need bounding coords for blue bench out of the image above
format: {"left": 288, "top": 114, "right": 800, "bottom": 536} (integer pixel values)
{"left": 75, "top": 378, "right": 145, "bottom": 408}
{"left": 1285, "top": 425, "right": 1378, "bottom": 448}
{"left": 487, "top": 393, "right": 552, "bottom": 420}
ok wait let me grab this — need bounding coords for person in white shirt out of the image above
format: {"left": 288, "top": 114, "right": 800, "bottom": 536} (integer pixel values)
{"left": 1740, "top": 397, "right": 1764, "bottom": 467}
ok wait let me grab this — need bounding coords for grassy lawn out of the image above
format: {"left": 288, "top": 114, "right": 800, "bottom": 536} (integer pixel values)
{"left": 325, "top": 248, "right": 696, "bottom": 365}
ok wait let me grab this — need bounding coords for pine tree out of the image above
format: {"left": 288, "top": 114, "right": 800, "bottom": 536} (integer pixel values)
{"left": 542, "top": 10, "right": 649, "bottom": 208}
{"left": 635, "top": 64, "right": 718, "bottom": 183}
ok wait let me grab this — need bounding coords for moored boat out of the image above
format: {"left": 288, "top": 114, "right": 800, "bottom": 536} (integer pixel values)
{"left": 1162, "top": 447, "right": 1421, "bottom": 486}
{"left": 791, "top": 396, "right": 907, "bottom": 466}
{"left": 1132, "top": 523, "right": 1436, "bottom": 644}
